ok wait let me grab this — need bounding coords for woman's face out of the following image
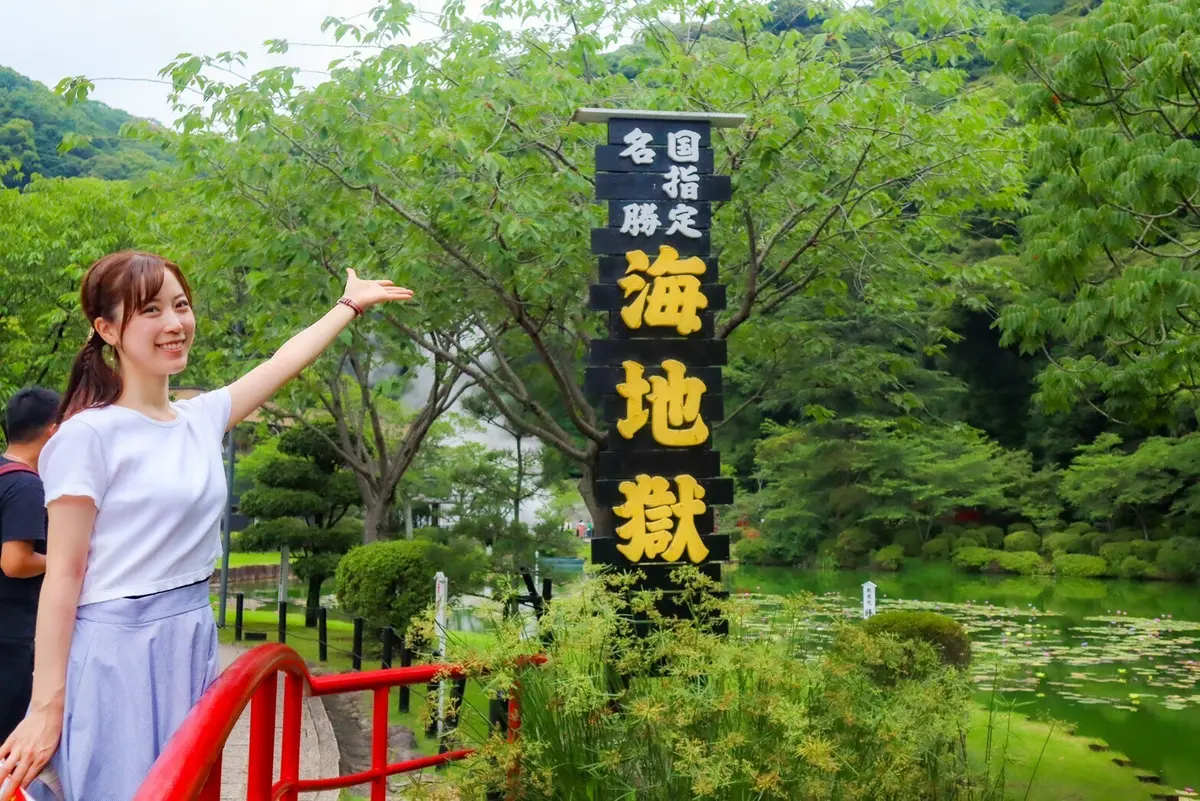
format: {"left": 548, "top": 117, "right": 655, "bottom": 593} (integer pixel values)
{"left": 109, "top": 270, "right": 196, "bottom": 376}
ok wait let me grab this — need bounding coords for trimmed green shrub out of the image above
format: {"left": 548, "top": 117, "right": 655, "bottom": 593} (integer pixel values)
{"left": 834, "top": 528, "right": 877, "bottom": 569}
{"left": 1156, "top": 537, "right": 1200, "bottom": 581}
{"left": 1082, "top": 531, "right": 1115, "bottom": 554}
{"left": 1053, "top": 553, "right": 1110, "bottom": 578}
{"left": 974, "top": 526, "right": 1006, "bottom": 549}
{"left": 996, "top": 550, "right": 1048, "bottom": 576}
{"left": 1117, "top": 556, "right": 1152, "bottom": 579}
{"left": 951, "top": 534, "right": 982, "bottom": 553}
{"left": 1099, "top": 542, "right": 1134, "bottom": 564}
{"left": 1042, "top": 531, "right": 1084, "bottom": 555}
{"left": 863, "top": 610, "right": 971, "bottom": 669}
{"left": 921, "top": 536, "right": 952, "bottom": 560}
{"left": 733, "top": 536, "right": 773, "bottom": 565}
{"left": 870, "top": 544, "right": 905, "bottom": 571}
{"left": 1130, "top": 540, "right": 1161, "bottom": 562}
{"left": 952, "top": 547, "right": 1003, "bottom": 573}
{"left": 892, "top": 530, "right": 924, "bottom": 558}
{"left": 1064, "top": 521, "right": 1095, "bottom": 536}
{"left": 1112, "top": 528, "right": 1142, "bottom": 543}
{"left": 1007, "top": 522, "right": 1035, "bottom": 534}
{"left": 1003, "top": 531, "right": 1041, "bottom": 553}
{"left": 336, "top": 539, "right": 438, "bottom": 636}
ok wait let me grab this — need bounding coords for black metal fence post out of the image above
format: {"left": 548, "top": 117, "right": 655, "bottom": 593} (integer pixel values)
{"left": 317, "top": 607, "right": 328, "bottom": 662}
{"left": 234, "top": 593, "right": 244, "bottom": 642}
{"left": 399, "top": 637, "right": 412, "bottom": 713}
{"left": 278, "top": 600, "right": 287, "bottom": 644}
{"left": 352, "top": 617, "right": 364, "bottom": 671}
{"left": 381, "top": 627, "right": 394, "bottom": 669}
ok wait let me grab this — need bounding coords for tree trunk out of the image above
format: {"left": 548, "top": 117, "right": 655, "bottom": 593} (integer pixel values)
{"left": 578, "top": 448, "right": 612, "bottom": 535}
{"left": 305, "top": 576, "right": 322, "bottom": 628}
{"left": 363, "top": 500, "right": 390, "bottom": 543}
{"left": 404, "top": 498, "right": 413, "bottom": 539}
{"left": 514, "top": 435, "right": 523, "bottom": 526}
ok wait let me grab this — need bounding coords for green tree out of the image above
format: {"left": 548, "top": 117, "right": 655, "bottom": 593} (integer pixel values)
{"left": 88, "top": 0, "right": 1022, "bottom": 526}
{"left": 990, "top": 0, "right": 1200, "bottom": 424}
{"left": 1058, "top": 433, "right": 1180, "bottom": 538}
{"left": 238, "top": 422, "right": 363, "bottom": 625}
{"left": 0, "top": 177, "right": 137, "bottom": 397}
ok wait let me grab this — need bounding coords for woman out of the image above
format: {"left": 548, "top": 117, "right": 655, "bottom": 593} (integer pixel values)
{"left": 0, "top": 251, "right": 412, "bottom": 800}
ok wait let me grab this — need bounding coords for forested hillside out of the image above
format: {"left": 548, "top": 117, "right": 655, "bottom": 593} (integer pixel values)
{"left": 0, "top": 66, "right": 171, "bottom": 188}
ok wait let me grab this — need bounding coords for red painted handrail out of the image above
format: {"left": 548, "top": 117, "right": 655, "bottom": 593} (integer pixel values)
{"left": 134, "top": 644, "right": 544, "bottom": 801}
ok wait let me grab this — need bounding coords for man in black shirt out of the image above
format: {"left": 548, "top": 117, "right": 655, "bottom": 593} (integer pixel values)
{"left": 0, "top": 387, "right": 59, "bottom": 742}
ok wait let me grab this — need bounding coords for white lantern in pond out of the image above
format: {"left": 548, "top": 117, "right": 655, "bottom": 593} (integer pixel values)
{"left": 862, "top": 581, "right": 877, "bottom": 619}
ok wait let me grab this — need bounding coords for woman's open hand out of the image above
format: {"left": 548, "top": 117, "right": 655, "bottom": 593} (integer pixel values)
{"left": 343, "top": 268, "right": 414, "bottom": 311}
{"left": 0, "top": 706, "right": 62, "bottom": 799}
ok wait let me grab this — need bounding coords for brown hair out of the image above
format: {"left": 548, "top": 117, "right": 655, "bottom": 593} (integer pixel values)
{"left": 60, "top": 251, "right": 193, "bottom": 421}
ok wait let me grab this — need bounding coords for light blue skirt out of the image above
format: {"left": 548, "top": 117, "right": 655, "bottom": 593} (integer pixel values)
{"left": 27, "top": 580, "right": 218, "bottom": 801}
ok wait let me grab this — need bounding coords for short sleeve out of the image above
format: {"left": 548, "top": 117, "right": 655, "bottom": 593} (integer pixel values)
{"left": 39, "top": 418, "right": 108, "bottom": 506}
{"left": 175, "top": 387, "right": 232, "bottom": 441}
{"left": 0, "top": 474, "right": 46, "bottom": 544}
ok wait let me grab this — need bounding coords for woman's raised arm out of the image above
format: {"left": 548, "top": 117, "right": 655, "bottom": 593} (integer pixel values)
{"left": 225, "top": 269, "right": 412, "bottom": 430}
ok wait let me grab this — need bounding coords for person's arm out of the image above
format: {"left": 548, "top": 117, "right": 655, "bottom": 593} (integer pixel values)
{"left": 0, "top": 541, "right": 45, "bottom": 578}
{"left": 225, "top": 268, "right": 413, "bottom": 430}
{"left": 0, "top": 497, "right": 95, "bottom": 794}
{"left": 0, "top": 477, "right": 47, "bottom": 579}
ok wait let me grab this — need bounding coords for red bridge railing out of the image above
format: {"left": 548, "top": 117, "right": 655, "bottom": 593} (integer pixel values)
{"left": 134, "top": 644, "right": 542, "bottom": 801}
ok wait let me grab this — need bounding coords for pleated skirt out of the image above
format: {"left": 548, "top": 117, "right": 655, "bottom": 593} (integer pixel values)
{"left": 27, "top": 580, "right": 219, "bottom": 801}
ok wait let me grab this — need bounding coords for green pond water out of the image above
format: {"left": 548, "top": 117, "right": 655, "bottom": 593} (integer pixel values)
{"left": 724, "top": 563, "right": 1200, "bottom": 791}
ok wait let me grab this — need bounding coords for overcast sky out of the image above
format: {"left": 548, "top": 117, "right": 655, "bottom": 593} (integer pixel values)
{"left": 0, "top": 0, "right": 455, "bottom": 123}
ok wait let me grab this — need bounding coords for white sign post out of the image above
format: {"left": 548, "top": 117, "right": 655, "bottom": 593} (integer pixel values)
{"left": 435, "top": 571, "right": 449, "bottom": 736}
{"left": 862, "top": 581, "right": 877, "bottom": 619}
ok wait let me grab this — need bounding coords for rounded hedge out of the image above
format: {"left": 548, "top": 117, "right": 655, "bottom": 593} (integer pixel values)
{"left": 921, "top": 536, "right": 952, "bottom": 560}
{"left": 1064, "top": 521, "right": 1095, "bottom": 536}
{"left": 1099, "top": 542, "right": 1134, "bottom": 564}
{"left": 1007, "top": 522, "right": 1035, "bottom": 534}
{"left": 1082, "top": 531, "right": 1115, "bottom": 555}
{"left": 951, "top": 534, "right": 982, "bottom": 553}
{"left": 1130, "top": 540, "right": 1161, "bottom": 562}
{"left": 863, "top": 610, "right": 971, "bottom": 669}
{"left": 974, "top": 526, "right": 1006, "bottom": 549}
{"left": 335, "top": 539, "right": 438, "bottom": 637}
{"left": 1156, "top": 537, "right": 1200, "bottom": 581}
{"left": 870, "top": 544, "right": 905, "bottom": 571}
{"left": 996, "top": 550, "right": 1048, "bottom": 576}
{"left": 732, "top": 536, "right": 773, "bottom": 565}
{"left": 1042, "top": 531, "right": 1084, "bottom": 555}
{"left": 1003, "top": 531, "right": 1041, "bottom": 553}
{"left": 952, "top": 546, "right": 1002, "bottom": 573}
{"left": 1117, "top": 556, "right": 1152, "bottom": 579}
{"left": 1052, "top": 553, "right": 1109, "bottom": 578}
{"left": 834, "top": 528, "right": 877, "bottom": 569}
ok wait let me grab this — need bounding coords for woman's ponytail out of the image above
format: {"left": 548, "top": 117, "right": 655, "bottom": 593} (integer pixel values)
{"left": 56, "top": 250, "right": 190, "bottom": 422}
{"left": 59, "top": 333, "right": 122, "bottom": 422}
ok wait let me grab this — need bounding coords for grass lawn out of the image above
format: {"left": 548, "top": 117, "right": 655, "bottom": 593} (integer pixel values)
{"left": 215, "top": 551, "right": 283, "bottom": 569}
{"left": 967, "top": 705, "right": 1161, "bottom": 801}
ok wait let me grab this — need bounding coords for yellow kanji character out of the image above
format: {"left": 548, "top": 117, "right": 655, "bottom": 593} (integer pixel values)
{"left": 616, "top": 359, "right": 709, "bottom": 447}
{"left": 618, "top": 246, "right": 709, "bottom": 335}
{"left": 662, "top": 475, "right": 708, "bottom": 563}
{"left": 616, "top": 360, "right": 651, "bottom": 440}
{"left": 613, "top": 474, "right": 710, "bottom": 564}
{"left": 614, "top": 474, "right": 676, "bottom": 562}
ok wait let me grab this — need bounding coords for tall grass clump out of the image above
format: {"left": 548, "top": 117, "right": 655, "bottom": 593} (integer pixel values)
{"left": 423, "top": 567, "right": 1003, "bottom": 801}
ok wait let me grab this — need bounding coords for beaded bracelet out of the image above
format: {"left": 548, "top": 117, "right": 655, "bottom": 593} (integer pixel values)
{"left": 337, "top": 297, "right": 365, "bottom": 317}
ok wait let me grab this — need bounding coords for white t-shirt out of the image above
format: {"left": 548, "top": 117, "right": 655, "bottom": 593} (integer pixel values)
{"left": 39, "top": 388, "right": 232, "bottom": 606}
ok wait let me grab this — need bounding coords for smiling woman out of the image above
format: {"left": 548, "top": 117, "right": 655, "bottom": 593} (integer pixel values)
{"left": 0, "top": 250, "right": 413, "bottom": 801}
